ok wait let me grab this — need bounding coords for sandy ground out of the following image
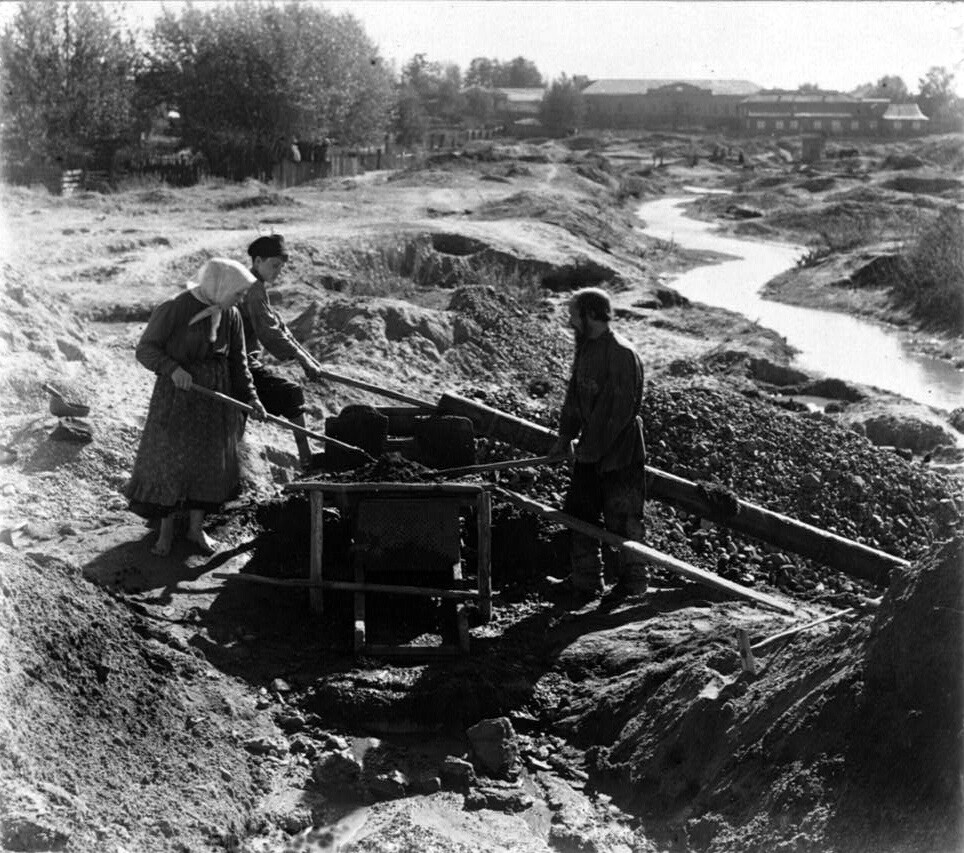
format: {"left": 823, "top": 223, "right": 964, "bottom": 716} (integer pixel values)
{"left": 0, "top": 133, "right": 961, "bottom": 853}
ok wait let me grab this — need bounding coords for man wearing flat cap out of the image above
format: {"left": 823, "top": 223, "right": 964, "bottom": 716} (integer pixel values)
{"left": 240, "top": 234, "right": 324, "bottom": 468}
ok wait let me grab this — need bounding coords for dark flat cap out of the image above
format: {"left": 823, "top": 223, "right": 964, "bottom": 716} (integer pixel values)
{"left": 247, "top": 234, "right": 288, "bottom": 260}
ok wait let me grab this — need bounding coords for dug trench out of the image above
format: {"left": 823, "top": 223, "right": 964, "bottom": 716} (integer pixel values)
{"left": 2, "top": 135, "right": 963, "bottom": 853}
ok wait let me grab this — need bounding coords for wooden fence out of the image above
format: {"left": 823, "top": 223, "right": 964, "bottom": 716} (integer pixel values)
{"left": 2, "top": 130, "right": 486, "bottom": 194}
{"left": 272, "top": 146, "right": 417, "bottom": 189}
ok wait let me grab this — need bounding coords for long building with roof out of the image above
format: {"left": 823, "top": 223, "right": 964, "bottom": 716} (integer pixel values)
{"left": 581, "top": 78, "right": 763, "bottom": 130}
{"left": 581, "top": 79, "right": 932, "bottom": 136}
{"left": 741, "top": 92, "right": 930, "bottom": 136}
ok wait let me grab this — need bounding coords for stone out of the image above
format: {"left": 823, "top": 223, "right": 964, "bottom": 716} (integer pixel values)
{"left": 367, "top": 770, "right": 409, "bottom": 801}
{"left": 440, "top": 756, "right": 476, "bottom": 792}
{"left": 466, "top": 717, "right": 521, "bottom": 779}
{"left": 276, "top": 712, "right": 305, "bottom": 734}
{"left": 312, "top": 751, "right": 362, "bottom": 791}
{"left": 243, "top": 735, "right": 286, "bottom": 756}
{"left": 1, "top": 815, "right": 70, "bottom": 851}
{"left": 464, "top": 786, "right": 533, "bottom": 813}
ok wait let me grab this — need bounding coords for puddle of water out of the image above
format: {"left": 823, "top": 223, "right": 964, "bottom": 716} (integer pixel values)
{"left": 637, "top": 196, "right": 964, "bottom": 413}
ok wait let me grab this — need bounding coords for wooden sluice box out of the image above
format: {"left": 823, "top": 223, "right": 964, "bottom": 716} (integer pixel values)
{"left": 284, "top": 481, "right": 492, "bottom": 657}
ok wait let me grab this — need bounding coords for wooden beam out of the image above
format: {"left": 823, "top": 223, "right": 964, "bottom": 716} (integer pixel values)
{"left": 212, "top": 572, "right": 481, "bottom": 599}
{"left": 645, "top": 466, "right": 906, "bottom": 584}
{"left": 494, "top": 487, "right": 797, "bottom": 615}
{"left": 438, "top": 392, "right": 906, "bottom": 584}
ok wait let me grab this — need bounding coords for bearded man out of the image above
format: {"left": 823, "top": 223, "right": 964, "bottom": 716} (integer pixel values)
{"left": 549, "top": 287, "right": 649, "bottom": 601}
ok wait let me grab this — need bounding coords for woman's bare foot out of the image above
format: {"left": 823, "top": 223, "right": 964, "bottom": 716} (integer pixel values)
{"left": 151, "top": 515, "right": 175, "bottom": 556}
{"left": 186, "top": 529, "right": 219, "bottom": 555}
{"left": 150, "top": 537, "right": 173, "bottom": 557}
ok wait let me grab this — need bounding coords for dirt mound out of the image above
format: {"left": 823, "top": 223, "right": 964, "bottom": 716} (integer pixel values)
{"left": 0, "top": 265, "right": 91, "bottom": 362}
{"left": 861, "top": 533, "right": 963, "bottom": 804}
{"left": 443, "top": 286, "right": 571, "bottom": 388}
{"left": 855, "top": 411, "right": 958, "bottom": 453}
{"left": 0, "top": 549, "right": 265, "bottom": 852}
{"left": 0, "top": 264, "right": 98, "bottom": 417}
{"left": 472, "top": 187, "right": 637, "bottom": 256}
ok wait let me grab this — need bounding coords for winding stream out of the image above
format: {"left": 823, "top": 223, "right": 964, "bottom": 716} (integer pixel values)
{"left": 636, "top": 195, "right": 964, "bottom": 413}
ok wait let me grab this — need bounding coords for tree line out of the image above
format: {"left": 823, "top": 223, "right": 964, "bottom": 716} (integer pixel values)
{"left": 0, "top": 0, "right": 585, "bottom": 180}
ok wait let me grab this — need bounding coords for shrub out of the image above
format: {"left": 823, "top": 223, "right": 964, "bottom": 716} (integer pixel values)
{"left": 893, "top": 206, "right": 964, "bottom": 333}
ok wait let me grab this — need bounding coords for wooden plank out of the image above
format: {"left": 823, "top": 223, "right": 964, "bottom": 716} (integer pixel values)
{"left": 285, "top": 481, "right": 484, "bottom": 496}
{"left": 323, "top": 581, "right": 478, "bottom": 599}
{"left": 494, "top": 487, "right": 797, "bottom": 615}
{"left": 438, "top": 393, "right": 906, "bottom": 584}
{"left": 309, "top": 492, "right": 324, "bottom": 613}
{"left": 477, "top": 490, "right": 493, "bottom": 622}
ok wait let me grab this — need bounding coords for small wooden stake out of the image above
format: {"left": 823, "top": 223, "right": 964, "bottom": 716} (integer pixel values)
{"left": 737, "top": 629, "right": 757, "bottom": 674}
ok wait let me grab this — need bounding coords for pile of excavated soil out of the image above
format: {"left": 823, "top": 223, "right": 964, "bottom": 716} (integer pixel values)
{"left": 286, "top": 284, "right": 573, "bottom": 409}
{"left": 0, "top": 550, "right": 267, "bottom": 853}
{"left": 472, "top": 186, "right": 641, "bottom": 256}
{"left": 569, "top": 530, "right": 963, "bottom": 853}
{"left": 0, "top": 265, "right": 96, "bottom": 410}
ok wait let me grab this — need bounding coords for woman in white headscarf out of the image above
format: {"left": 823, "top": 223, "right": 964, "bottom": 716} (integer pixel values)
{"left": 124, "top": 258, "right": 267, "bottom": 556}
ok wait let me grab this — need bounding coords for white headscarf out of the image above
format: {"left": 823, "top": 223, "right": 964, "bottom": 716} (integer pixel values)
{"left": 187, "top": 258, "right": 257, "bottom": 342}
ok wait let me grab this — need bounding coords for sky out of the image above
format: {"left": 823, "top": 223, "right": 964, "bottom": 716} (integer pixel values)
{"left": 2, "top": 1, "right": 963, "bottom": 95}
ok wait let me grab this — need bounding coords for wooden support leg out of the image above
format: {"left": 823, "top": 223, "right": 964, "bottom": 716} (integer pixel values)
{"left": 477, "top": 490, "right": 492, "bottom": 622}
{"left": 309, "top": 492, "right": 324, "bottom": 614}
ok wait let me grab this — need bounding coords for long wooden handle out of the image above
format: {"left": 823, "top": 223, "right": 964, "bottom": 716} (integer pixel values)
{"left": 435, "top": 455, "right": 559, "bottom": 477}
{"left": 311, "top": 366, "right": 436, "bottom": 409}
{"left": 751, "top": 608, "right": 855, "bottom": 653}
{"left": 494, "top": 486, "right": 797, "bottom": 615}
{"left": 189, "top": 385, "right": 372, "bottom": 459}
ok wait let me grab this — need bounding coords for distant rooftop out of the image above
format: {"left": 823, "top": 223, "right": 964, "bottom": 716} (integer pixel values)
{"left": 582, "top": 78, "right": 762, "bottom": 97}
{"left": 493, "top": 88, "right": 546, "bottom": 103}
{"left": 746, "top": 92, "right": 857, "bottom": 104}
{"left": 883, "top": 103, "right": 929, "bottom": 121}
